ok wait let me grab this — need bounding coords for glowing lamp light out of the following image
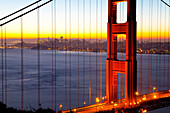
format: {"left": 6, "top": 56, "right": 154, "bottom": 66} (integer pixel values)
{"left": 130, "top": 103, "right": 132, "bottom": 105}
{"left": 73, "top": 109, "right": 76, "bottom": 112}
{"left": 105, "top": 96, "right": 106, "bottom": 99}
{"left": 96, "top": 98, "right": 100, "bottom": 103}
{"left": 153, "top": 95, "right": 157, "bottom": 99}
{"left": 114, "top": 103, "right": 117, "bottom": 106}
{"left": 135, "top": 92, "right": 139, "bottom": 95}
{"left": 143, "top": 95, "right": 146, "bottom": 101}
{"left": 134, "top": 102, "right": 136, "bottom": 105}
{"left": 139, "top": 100, "right": 141, "bottom": 102}
{"left": 142, "top": 98, "right": 146, "bottom": 100}
{"left": 143, "top": 109, "right": 147, "bottom": 113}
{"left": 137, "top": 102, "right": 139, "bottom": 104}
{"left": 102, "top": 97, "right": 105, "bottom": 100}
{"left": 83, "top": 102, "right": 86, "bottom": 105}
{"left": 153, "top": 87, "right": 156, "bottom": 90}
{"left": 125, "top": 103, "right": 127, "bottom": 106}
{"left": 169, "top": 89, "right": 170, "bottom": 92}
{"left": 59, "top": 104, "right": 62, "bottom": 111}
{"left": 111, "top": 101, "right": 113, "bottom": 104}
{"left": 60, "top": 105, "right": 62, "bottom": 108}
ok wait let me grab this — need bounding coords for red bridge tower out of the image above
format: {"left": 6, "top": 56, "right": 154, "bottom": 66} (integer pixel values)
{"left": 106, "top": 0, "right": 137, "bottom": 106}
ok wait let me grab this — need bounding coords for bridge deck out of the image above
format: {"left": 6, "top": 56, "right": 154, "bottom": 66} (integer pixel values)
{"left": 59, "top": 90, "right": 170, "bottom": 113}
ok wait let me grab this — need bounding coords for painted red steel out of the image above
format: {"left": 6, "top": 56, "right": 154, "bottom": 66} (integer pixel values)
{"left": 106, "top": 0, "right": 137, "bottom": 106}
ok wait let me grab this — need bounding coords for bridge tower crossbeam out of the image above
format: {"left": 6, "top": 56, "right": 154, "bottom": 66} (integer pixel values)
{"left": 106, "top": 0, "right": 137, "bottom": 106}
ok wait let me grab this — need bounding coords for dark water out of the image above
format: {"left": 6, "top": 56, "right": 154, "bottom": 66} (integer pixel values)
{"left": 0, "top": 49, "right": 169, "bottom": 110}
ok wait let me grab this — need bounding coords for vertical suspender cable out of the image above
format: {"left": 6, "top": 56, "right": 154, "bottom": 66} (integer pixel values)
{"left": 140, "top": 0, "right": 143, "bottom": 95}
{"left": 83, "top": 0, "right": 85, "bottom": 105}
{"left": 96, "top": 0, "right": 98, "bottom": 98}
{"left": 148, "top": 0, "right": 150, "bottom": 93}
{"left": 51, "top": 1, "right": 54, "bottom": 109}
{"left": 37, "top": 3, "right": 40, "bottom": 108}
{"left": 77, "top": 0, "right": 80, "bottom": 107}
{"left": 65, "top": 0, "right": 67, "bottom": 110}
{"left": 21, "top": 16, "right": 24, "bottom": 110}
{"left": 89, "top": 0, "right": 91, "bottom": 105}
{"left": 54, "top": 0, "right": 57, "bottom": 110}
{"left": 4, "top": 25, "right": 7, "bottom": 105}
{"left": 164, "top": 2, "right": 166, "bottom": 90}
{"left": 156, "top": 0, "right": 159, "bottom": 90}
{"left": 168, "top": 0, "right": 170, "bottom": 89}
{"left": 150, "top": 0, "right": 153, "bottom": 92}
{"left": 159, "top": 1, "right": 162, "bottom": 92}
{"left": 1, "top": 27, "right": 3, "bottom": 103}
{"left": 100, "top": 0, "right": 102, "bottom": 100}
{"left": 69, "top": 0, "right": 71, "bottom": 108}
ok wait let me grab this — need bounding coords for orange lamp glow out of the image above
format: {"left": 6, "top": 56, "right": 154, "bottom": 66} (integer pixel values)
{"left": 96, "top": 98, "right": 99, "bottom": 103}
{"left": 83, "top": 102, "right": 86, "bottom": 105}
{"left": 73, "top": 109, "right": 76, "bottom": 112}
{"left": 111, "top": 101, "right": 113, "bottom": 104}
{"left": 143, "top": 109, "right": 147, "bottom": 113}
{"left": 135, "top": 92, "right": 139, "bottom": 95}
{"left": 153, "top": 87, "right": 156, "bottom": 90}
{"left": 114, "top": 103, "right": 117, "bottom": 106}
{"left": 153, "top": 95, "right": 157, "bottom": 99}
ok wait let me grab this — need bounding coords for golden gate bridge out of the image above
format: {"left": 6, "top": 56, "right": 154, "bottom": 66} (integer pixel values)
{"left": 0, "top": 0, "right": 170, "bottom": 113}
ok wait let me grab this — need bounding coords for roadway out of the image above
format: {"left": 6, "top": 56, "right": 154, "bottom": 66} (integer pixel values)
{"left": 59, "top": 90, "right": 170, "bottom": 113}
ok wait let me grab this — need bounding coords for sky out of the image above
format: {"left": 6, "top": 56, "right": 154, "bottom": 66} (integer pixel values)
{"left": 0, "top": 0, "right": 169, "bottom": 39}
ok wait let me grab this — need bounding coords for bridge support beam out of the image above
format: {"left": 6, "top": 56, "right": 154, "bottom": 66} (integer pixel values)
{"left": 106, "top": 0, "right": 137, "bottom": 106}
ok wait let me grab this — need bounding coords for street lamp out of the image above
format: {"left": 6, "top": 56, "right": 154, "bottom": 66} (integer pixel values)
{"left": 102, "top": 97, "right": 105, "bottom": 102}
{"left": 142, "top": 95, "right": 146, "bottom": 101}
{"left": 96, "top": 98, "right": 99, "bottom": 103}
{"left": 135, "top": 91, "right": 139, "bottom": 104}
{"left": 73, "top": 109, "right": 77, "bottom": 112}
{"left": 153, "top": 87, "right": 157, "bottom": 92}
{"left": 59, "top": 104, "right": 62, "bottom": 111}
{"left": 83, "top": 102, "right": 86, "bottom": 107}
{"left": 135, "top": 92, "right": 139, "bottom": 96}
{"left": 153, "top": 95, "right": 157, "bottom": 99}
{"left": 96, "top": 98, "right": 99, "bottom": 112}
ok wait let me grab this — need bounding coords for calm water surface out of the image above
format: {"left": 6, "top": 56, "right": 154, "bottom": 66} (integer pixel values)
{"left": 0, "top": 49, "right": 169, "bottom": 110}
